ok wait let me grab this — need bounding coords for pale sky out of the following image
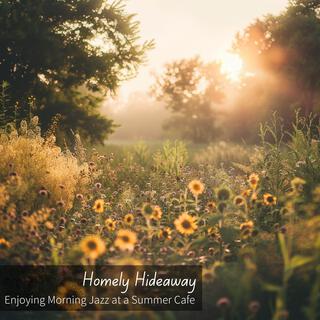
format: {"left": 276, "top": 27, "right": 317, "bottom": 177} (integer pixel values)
{"left": 116, "top": 0, "right": 289, "bottom": 100}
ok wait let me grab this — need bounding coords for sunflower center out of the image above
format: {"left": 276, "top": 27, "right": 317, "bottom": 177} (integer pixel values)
{"left": 122, "top": 235, "right": 130, "bottom": 242}
{"left": 267, "top": 196, "right": 273, "bottom": 202}
{"left": 87, "top": 240, "right": 97, "bottom": 250}
{"left": 182, "top": 220, "right": 191, "bottom": 229}
{"left": 144, "top": 206, "right": 153, "bottom": 215}
{"left": 66, "top": 290, "right": 79, "bottom": 299}
{"left": 193, "top": 184, "right": 201, "bottom": 191}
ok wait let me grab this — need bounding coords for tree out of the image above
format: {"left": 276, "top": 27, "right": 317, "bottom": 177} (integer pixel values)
{"left": 152, "top": 57, "right": 225, "bottom": 143}
{"left": 0, "top": 0, "right": 152, "bottom": 143}
{"left": 233, "top": 0, "right": 320, "bottom": 116}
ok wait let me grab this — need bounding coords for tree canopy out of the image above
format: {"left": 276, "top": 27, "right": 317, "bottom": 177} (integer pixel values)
{"left": 217, "top": 0, "right": 320, "bottom": 142}
{"left": 152, "top": 57, "right": 226, "bottom": 143}
{"left": 0, "top": 0, "right": 152, "bottom": 143}
{"left": 234, "top": 0, "right": 320, "bottom": 115}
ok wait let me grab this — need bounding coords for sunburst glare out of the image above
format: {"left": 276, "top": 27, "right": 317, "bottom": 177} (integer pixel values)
{"left": 220, "top": 53, "right": 243, "bottom": 81}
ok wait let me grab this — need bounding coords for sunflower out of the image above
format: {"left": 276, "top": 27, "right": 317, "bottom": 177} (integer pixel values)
{"left": 105, "top": 218, "right": 116, "bottom": 231}
{"left": 45, "top": 221, "right": 54, "bottom": 230}
{"left": 80, "top": 235, "right": 106, "bottom": 259}
{"left": 251, "top": 192, "right": 258, "bottom": 203}
{"left": 142, "top": 203, "right": 154, "bottom": 217}
{"left": 114, "top": 229, "right": 137, "bottom": 252}
{"left": 152, "top": 206, "right": 162, "bottom": 220}
{"left": 248, "top": 173, "right": 259, "bottom": 190}
{"left": 263, "top": 193, "right": 277, "bottom": 206}
{"left": 158, "top": 227, "right": 172, "bottom": 240}
{"left": 174, "top": 212, "right": 197, "bottom": 235}
{"left": 93, "top": 199, "right": 104, "bottom": 214}
{"left": 124, "top": 213, "right": 134, "bottom": 226}
{"left": 233, "top": 195, "right": 246, "bottom": 207}
{"left": 240, "top": 221, "right": 254, "bottom": 239}
{"left": 241, "top": 189, "right": 252, "bottom": 197}
{"left": 0, "top": 238, "right": 10, "bottom": 249}
{"left": 240, "top": 220, "right": 254, "bottom": 231}
{"left": 206, "top": 201, "right": 217, "bottom": 211}
{"left": 188, "top": 180, "right": 205, "bottom": 197}
{"left": 291, "top": 177, "right": 306, "bottom": 192}
{"left": 207, "top": 227, "right": 218, "bottom": 239}
{"left": 216, "top": 187, "right": 231, "bottom": 201}
{"left": 56, "top": 281, "right": 86, "bottom": 311}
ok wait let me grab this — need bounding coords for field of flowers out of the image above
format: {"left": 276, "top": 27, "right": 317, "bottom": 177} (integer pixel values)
{"left": 1, "top": 113, "right": 320, "bottom": 319}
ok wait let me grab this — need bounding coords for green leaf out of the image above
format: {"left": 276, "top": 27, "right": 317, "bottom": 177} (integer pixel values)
{"left": 278, "top": 233, "right": 289, "bottom": 269}
{"left": 289, "top": 256, "right": 314, "bottom": 270}
{"left": 262, "top": 282, "right": 281, "bottom": 292}
{"left": 207, "top": 214, "right": 222, "bottom": 227}
{"left": 220, "top": 226, "right": 238, "bottom": 243}
{"left": 191, "top": 236, "right": 208, "bottom": 248}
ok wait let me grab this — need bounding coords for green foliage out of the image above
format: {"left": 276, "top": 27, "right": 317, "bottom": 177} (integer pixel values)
{"left": 259, "top": 113, "right": 287, "bottom": 196}
{"left": 234, "top": 0, "right": 320, "bottom": 115}
{"left": 287, "top": 112, "right": 320, "bottom": 185}
{"left": 251, "top": 111, "right": 320, "bottom": 197}
{"left": 225, "top": 0, "right": 320, "bottom": 143}
{"left": 132, "top": 141, "right": 150, "bottom": 167}
{"left": 0, "top": 0, "right": 153, "bottom": 143}
{"left": 0, "top": 82, "right": 10, "bottom": 127}
{"left": 264, "top": 233, "right": 314, "bottom": 320}
{"left": 1, "top": 109, "right": 320, "bottom": 319}
{"left": 153, "top": 140, "right": 188, "bottom": 177}
{"left": 0, "top": 81, "right": 22, "bottom": 128}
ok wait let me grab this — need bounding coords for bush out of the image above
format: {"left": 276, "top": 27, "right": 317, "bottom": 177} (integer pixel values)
{"left": 0, "top": 119, "right": 88, "bottom": 211}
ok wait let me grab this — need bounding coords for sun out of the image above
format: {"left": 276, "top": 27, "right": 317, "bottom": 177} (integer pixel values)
{"left": 220, "top": 53, "right": 243, "bottom": 81}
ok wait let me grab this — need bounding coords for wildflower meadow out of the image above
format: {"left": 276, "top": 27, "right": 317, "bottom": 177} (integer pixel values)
{"left": 1, "top": 0, "right": 320, "bottom": 319}
{"left": 1, "top": 111, "right": 320, "bottom": 319}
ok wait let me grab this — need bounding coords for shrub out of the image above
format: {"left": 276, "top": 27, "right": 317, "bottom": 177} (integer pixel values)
{"left": 0, "top": 119, "right": 89, "bottom": 211}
